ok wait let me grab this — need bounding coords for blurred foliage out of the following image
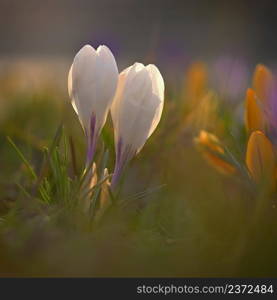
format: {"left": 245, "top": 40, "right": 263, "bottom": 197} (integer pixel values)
{"left": 0, "top": 61, "right": 277, "bottom": 277}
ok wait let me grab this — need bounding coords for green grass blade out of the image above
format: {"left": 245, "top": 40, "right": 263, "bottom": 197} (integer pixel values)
{"left": 7, "top": 136, "right": 37, "bottom": 180}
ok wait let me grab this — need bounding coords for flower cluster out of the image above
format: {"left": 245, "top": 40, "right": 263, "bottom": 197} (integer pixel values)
{"left": 68, "top": 45, "right": 165, "bottom": 191}
{"left": 195, "top": 64, "right": 277, "bottom": 192}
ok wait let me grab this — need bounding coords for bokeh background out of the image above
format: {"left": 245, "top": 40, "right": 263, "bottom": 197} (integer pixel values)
{"left": 1, "top": 0, "right": 277, "bottom": 59}
{"left": 1, "top": 0, "right": 277, "bottom": 89}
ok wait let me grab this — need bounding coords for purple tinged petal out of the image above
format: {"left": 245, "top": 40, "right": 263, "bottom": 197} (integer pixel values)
{"left": 85, "top": 114, "right": 98, "bottom": 167}
{"left": 111, "top": 138, "right": 135, "bottom": 189}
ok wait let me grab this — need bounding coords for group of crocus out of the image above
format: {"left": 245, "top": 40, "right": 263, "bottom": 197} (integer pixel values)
{"left": 68, "top": 45, "right": 164, "bottom": 192}
{"left": 195, "top": 64, "right": 277, "bottom": 192}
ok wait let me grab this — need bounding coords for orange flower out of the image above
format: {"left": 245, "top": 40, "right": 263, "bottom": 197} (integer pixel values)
{"left": 195, "top": 130, "right": 223, "bottom": 153}
{"left": 195, "top": 130, "right": 236, "bottom": 175}
{"left": 245, "top": 88, "right": 266, "bottom": 133}
{"left": 246, "top": 131, "right": 275, "bottom": 188}
{"left": 184, "top": 62, "right": 207, "bottom": 107}
{"left": 252, "top": 64, "right": 273, "bottom": 104}
{"left": 202, "top": 152, "right": 236, "bottom": 175}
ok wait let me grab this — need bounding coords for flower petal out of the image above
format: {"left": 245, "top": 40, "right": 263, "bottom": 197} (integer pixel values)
{"left": 246, "top": 130, "right": 275, "bottom": 187}
{"left": 245, "top": 88, "right": 266, "bottom": 133}
{"left": 252, "top": 64, "right": 273, "bottom": 104}
{"left": 68, "top": 44, "right": 118, "bottom": 132}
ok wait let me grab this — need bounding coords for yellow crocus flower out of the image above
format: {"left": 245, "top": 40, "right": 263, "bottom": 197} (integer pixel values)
{"left": 195, "top": 130, "right": 236, "bottom": 175}
{"left": 184, "top": 62, "right": 207, "bottom": 108}
{"left": 245, "top": 88, "right": 265, "bottom": 133}
{"left": 252, "top": 64, "right": 273, "bottom": 104}
{"left": 246, "top": 130, "right": 275, "bottom": 188}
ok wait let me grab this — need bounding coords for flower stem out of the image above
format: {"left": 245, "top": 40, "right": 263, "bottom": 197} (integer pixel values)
{"left": 85, "top": 115, "right": 97, "bottom": 168}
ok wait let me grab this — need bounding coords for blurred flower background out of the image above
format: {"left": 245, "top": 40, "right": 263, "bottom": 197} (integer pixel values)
{"left": 1, "top": 0, "right": 277, "bottom": 277}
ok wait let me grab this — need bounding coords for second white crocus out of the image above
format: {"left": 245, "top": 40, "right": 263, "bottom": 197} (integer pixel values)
{"left": 111, "top": 62, "right": 165, "bottom": 187}
{"left": 68, "top": 44, "right": 118, "bottom": 166}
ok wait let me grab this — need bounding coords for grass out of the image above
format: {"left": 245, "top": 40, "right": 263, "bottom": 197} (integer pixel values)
{"left": 0, "top": 71, "right": 277, "bottom": 277}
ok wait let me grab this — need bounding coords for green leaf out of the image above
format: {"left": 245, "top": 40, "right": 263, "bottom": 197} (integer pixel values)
{"left": 89, "top": 149, "right": 110, "bottom": 217}
{"left": 7, "top": 136, "right": 37, "bottom": 180}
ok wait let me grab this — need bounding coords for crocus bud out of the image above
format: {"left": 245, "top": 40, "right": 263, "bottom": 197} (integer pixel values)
{"left": 252, "top": 64, "right": 273, "bottom": 104}
{"left": 111, "top": 62, "right": 164, "bottom": 187}
{"left": 184, "top": 61, "right": 207, "bottom": 108}
{"left": 184, "top": 90, "right": 218, "bottom": 130}
{"left": 245, "top": 88, "right": 266, "bottom": 134}
{"left": 68, "top": 44, "right": 118, "bottom": 165}
{"left": 246, "top": 130, "right": 275, "bottom": 189}
{"left": 98, "top": 168, "right": 112, "bottom": 218}
{"left": 194, "top": 130, "right": 236, "bottom": 175}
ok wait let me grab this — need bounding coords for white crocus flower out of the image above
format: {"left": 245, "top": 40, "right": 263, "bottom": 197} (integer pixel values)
{"left": 111, "top": 62, "right": 165, "bottom": 187}
{"left": 68, "top": 44, "right": 118, "bottom": 165}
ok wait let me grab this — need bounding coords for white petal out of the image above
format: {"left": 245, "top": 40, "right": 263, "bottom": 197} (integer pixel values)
{"left": 68, "top": 63, "right": 79, "bottom": 116}
{"left": 111, "top": 62, "right": 165, "bottom": 155}
{"left": 69, "top": 45, "right": 97, "bottom": 130}
{"left": 68, "top": 44, "right": 118, "bottom": 133}
{"left": 146, "top": 64, "right": 165, "bottom": 138}
{"left": 93, "top": 45, "right": 118, "bottom": 129}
